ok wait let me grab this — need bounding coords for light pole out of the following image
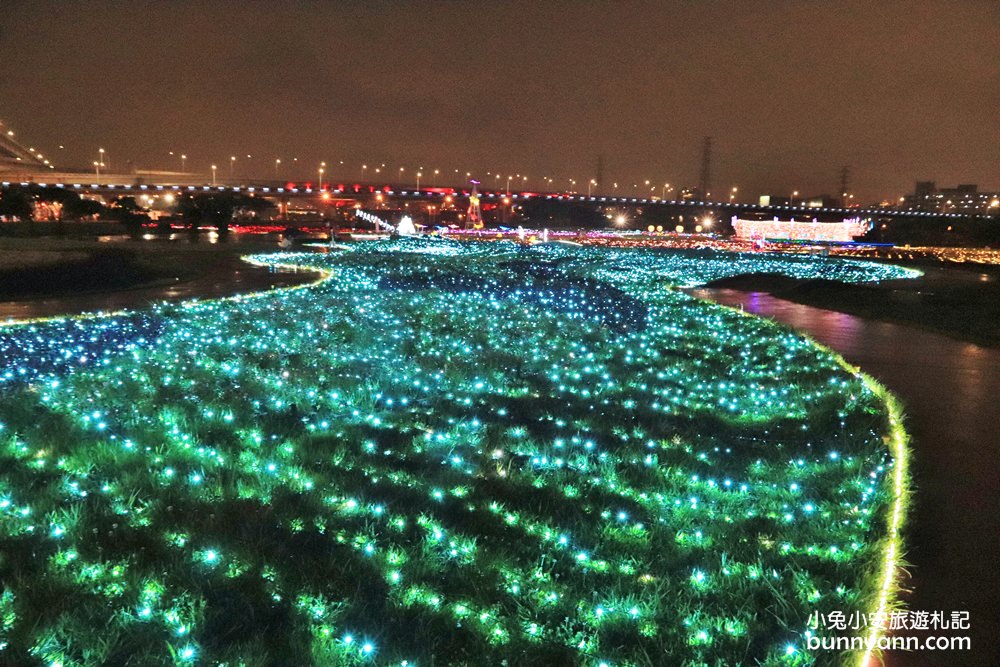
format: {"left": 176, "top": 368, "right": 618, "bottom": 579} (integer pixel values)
{"left": 792, "top": 190, "right": 799, "bottom": 206}
{"left": 211, "top": 164, "right": 217, "bottom": 186}
{"left": 275, "top": 158, "right": 281, "bottom": 179}
{"left": 93, "top": 161, "right": 101, "bottom": 183}
{"left": 99, "top": 148, "right": 106, "bottom": 172}
{"left": 506, "top": 175, "right": 512, "bottom": 196}
{"left": 662, "top": 183, "right": 671, "bottom": 199}
{"left": 588, "top": 179, "right": 596, "bottom": 196}
{"left": 230, "top": 156, "right": 236, "bottom": 179}
{"left": 181, "top": 154, "right": 187, "bottom": 172}
{"left": 318, "top": 165, "right": 325, "bottom": 191}
{"left": 730, "top": 186, "right": 738, "bottom": 203}
{"left": 416, "top": 171, "right": 422, "bottom": 191}
{"left": 362, "top": 164, "right": 368, "bottom": 180}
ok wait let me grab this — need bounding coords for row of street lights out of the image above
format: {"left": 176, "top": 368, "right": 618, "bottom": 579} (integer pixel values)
{"left": 160, "top": 152, "right": 647, "bottom": 194}
{"left": 84, "top": 150, "right": 865, "bottom": 210}
{"left": 156, "top": 152, "right": 767, "bottom": 201}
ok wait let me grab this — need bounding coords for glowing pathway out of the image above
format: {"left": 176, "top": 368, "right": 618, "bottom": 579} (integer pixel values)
{"left": 0, "top": 238, "right": 914, "bottom": 666}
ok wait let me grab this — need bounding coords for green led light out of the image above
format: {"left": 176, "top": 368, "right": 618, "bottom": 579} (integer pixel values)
{"left": 0, "top": 238, "right": 909, "bottom": 665}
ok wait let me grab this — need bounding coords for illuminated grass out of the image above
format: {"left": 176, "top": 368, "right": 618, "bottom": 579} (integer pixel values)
{"left": 0, "top": 239, "right": 911, "bottom": 666}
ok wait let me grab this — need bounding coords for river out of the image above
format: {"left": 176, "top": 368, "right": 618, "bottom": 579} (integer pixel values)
{"left": 0, "top": 255, "right": 319, "bottom": 322}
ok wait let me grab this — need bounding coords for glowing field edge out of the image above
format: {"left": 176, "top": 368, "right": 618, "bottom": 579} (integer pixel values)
{"left": 851, "top": 371, "right": 909, "bottom": 667}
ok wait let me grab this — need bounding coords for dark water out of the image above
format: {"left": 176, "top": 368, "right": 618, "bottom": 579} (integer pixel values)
{"left": 0, "top": 260, "right": 319, "bottom": 322}
{"left": 693, "top": 288, "right": 1000, "bottom": 667}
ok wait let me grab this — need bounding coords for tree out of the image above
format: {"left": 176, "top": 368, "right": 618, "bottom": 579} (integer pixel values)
{"left": 176, "top": 192, "right": 276, "bottom": 233}
{"left": 105, "top": 196, "right": 150, "bottom": 231}
{"left": 0, "top": 187, "right": 34, "bottom": 221}
{"left": 520, "top": 198, "right": 606, "bottom": 228}
{"left": 63, "top": 197, "right": 104, "bottom": 220}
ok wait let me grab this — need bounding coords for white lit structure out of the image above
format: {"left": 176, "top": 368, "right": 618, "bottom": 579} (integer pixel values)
{"left": 732, "top": 216, "right": 870, "bottom": 243}
{"left": 396, "top": 215, "right": 416, "bottom": 235}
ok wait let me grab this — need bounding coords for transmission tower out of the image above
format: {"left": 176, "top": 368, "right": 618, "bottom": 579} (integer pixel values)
{"left": 699, "top": 137, "right": 712, "bottom": 200}
{"left": 839, "top": 166, "right": 851, "bottom": 207}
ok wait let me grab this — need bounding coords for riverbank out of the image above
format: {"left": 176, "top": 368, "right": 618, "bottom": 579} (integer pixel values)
{"left": 0, "top": 235, "right": 322, "bottom": 322}
{"left": 702, "top": 265, "right": 1000, "bottom": 347}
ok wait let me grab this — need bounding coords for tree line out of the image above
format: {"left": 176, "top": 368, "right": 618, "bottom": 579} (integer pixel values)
{"left": 0, "top": 185, "right": 274, "bottom": 233}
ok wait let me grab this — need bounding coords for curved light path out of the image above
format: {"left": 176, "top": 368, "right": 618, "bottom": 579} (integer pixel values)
{"left": 0, "top": 238, "right": 914, "bottom": 666}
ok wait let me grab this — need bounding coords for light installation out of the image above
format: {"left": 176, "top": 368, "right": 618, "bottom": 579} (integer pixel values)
{"left": 465, "top": 181, "right": 483, "bottom": 230}
{"left": 0, "top": 239, "right": 914, "bottom": 666}
{"left": 732, "top": 217, "right": 871, "bottom": 244}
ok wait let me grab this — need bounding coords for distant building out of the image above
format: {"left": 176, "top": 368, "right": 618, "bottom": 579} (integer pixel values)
{"left": 903, "top": 181, "right": 1000, "bottom": 214}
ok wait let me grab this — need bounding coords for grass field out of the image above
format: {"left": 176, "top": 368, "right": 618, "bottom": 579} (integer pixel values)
{"left": 0, "top": 239, "right": 913, "bottom": 666}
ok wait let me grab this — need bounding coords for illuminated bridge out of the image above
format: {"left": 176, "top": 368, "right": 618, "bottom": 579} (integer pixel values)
{"left": 2, "top": 175, "right": 992, "bottom": 224}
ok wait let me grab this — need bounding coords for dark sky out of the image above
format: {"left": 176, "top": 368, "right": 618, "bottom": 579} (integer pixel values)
{"left": 2, "top": 1, "right": 997, "bottom": 202}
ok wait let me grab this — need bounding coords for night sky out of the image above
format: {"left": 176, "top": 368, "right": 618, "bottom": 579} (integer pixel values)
{"left": 2, "top": 1, "right": 997, "bottom": 202}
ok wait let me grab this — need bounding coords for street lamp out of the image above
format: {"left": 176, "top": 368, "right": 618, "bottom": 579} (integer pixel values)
{"left": 99, "top": 148, "right": 106, "bottom": 172}
{"left": 362, "top": 164, "right": 368, "bottom": 180}
{"left": 730, "top": 186, "right": 738, "bottom": 203}
{"left": 588, "top": 179, "right": 596, "bottom": 196}
{"left": 792, "top": 190, "right": 799, "bottom": 206}
{"left": 230, "top": 156, "right": 236, "bottom": 179}
{"left": 662, "top": 183, "right": 671, "bottom": 199}
{"left": 211, "top": 164, "right": 217, "bottom": 186}
{"left": 318, "top": 165, "right": 325, "bottom": 191}
{"left": 506, "top": 175, "right": 512, "bottom": 196}
{"left": 181, "top": 154, "right": 187, "bottom": 172}
{"left": 416, "top": 171, "right": 422, "bottom": 191}
{"left": 93, "top": 161, "right": 101, "bottom": 183}
{"left": 274, "top": 158, "right": 281, "bottom": 179}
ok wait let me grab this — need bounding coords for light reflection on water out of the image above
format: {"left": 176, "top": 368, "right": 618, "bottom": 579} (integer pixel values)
{"left": 693, "top": 288, "right": 1000, "bottom": 667}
